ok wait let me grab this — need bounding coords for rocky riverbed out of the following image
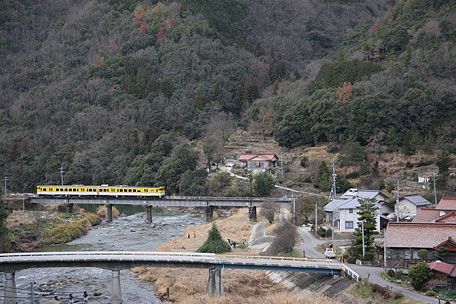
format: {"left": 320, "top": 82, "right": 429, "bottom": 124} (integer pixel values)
{"left": 1, "top": 211, "right": 203, "bottom": 304}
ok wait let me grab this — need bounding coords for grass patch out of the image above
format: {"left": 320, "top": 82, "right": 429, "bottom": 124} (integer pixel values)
{"left": 348, "top": 279, "right": 422, "bottom": 303}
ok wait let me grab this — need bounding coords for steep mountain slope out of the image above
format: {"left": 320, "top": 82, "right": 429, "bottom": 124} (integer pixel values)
{"left": 0, "top": 0, "right": 455, "bottom": 195}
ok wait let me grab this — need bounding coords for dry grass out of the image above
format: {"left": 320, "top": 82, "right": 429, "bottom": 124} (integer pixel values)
{"left": 131, "top": 208, "right": 338, "bottom": 303}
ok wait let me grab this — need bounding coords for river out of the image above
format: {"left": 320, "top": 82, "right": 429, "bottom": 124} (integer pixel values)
{"left": 1, "top": 209, "right": 203, "bottom": 303}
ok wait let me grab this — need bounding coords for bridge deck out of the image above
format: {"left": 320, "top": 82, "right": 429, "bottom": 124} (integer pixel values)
{"left": 29, "top": 196, "right": 293, "bottom": 207}
{"left": 0, "top": 251, "right": 342, "bottom": 274}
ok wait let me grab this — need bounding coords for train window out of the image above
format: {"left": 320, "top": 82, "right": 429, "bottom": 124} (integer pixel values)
{"left": 151, "top": 189, "right": 155, "bottom": 192}
{"left": 43, "top": 188, "right": 47, "bottom": 191}
{"left": 128, "top": 189, "right": 132, "bottom": 192}
{"left": 144, "top": 189, "right": 148, "bottom": 192}
{"left": 133, "top": 189, "right": 136, "bottom": 192}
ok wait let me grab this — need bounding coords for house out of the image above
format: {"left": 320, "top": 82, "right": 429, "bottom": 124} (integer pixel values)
{"left": 427, "top": 260, "right": 456, "bottom": 290}
{"left": 418, "top": 175, "right": 432, "bottom": 183}
{"left": 395, "top": 194, "right": 432, "bottom": 219}
{"left": 238, "top": 153, "right": 278, "bottom": 173}
{"left": 324, "top": 189, "right": 389, "bottom": 233}
{"left": 385, "top": 222, "right": 456, "bottom": 268}
{"left": 437, "top": 198, "right": 456, "bottom": 212}
{"left": 412, "top": 208, "right": 442, "bottom": 223}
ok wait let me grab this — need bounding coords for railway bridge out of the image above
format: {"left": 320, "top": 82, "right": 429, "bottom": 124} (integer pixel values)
{"left": 0, "top": 251, "right": 356, "bottom": 304}
{"left": 28, "top": 196, "right": 294, "bottom": 223}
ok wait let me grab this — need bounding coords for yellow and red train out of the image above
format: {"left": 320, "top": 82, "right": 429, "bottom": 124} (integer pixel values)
{"left": 37, "top": 185, "right": 165, "bottom": 198}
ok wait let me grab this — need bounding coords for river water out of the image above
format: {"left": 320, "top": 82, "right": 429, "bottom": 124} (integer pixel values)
{"left": 1, "top": 210, "right": 203, "bottom": 303}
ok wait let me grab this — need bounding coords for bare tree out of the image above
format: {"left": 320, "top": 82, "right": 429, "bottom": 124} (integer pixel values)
{"left": 268, "top": 223, "right": 297, "bottom": 255}
{"left": 260, "top": 201, "right": 276, "bottom": 223}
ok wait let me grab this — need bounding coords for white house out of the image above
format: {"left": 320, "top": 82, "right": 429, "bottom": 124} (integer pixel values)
{"left": 323, "top": 189, "right": 389, "bottom": 233}
{"left": 395, "top": 194, "right": 432, "bottom": 219}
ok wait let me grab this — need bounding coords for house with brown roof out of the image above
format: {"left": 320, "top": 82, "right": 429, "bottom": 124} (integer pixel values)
{"left": 412, "top": 208, "right": 443, "bottom": 223}
{"left": 385, "top": 222, "right": 456, "bottom": 268}
{"left": 238, "top": 153, "right": 278, "bottom": 173}
{"left": 437, "top": 198, "right": 456, "bottom": 211}
{"left": 427, "top": 260, "right": 456, "bottom": 290}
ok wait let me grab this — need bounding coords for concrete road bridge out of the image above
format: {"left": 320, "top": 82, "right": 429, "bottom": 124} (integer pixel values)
{"left": 0, "top": 251, "right": 355, "bottom": 304}
{"left": 26, "top": 195, "right": 294, "bottom": 223}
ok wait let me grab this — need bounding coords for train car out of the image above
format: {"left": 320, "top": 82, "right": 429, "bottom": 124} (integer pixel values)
{"left": 37, "top": 185, "right": 165, "bottom": 198}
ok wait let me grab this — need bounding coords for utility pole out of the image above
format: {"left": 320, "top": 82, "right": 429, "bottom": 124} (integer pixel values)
{"left": 433, "top": 173, "right": 438, "bottom": 205}
{"left": 292, "top": 192, "right": 296, "bottom": 225}
{"left": 59, "top": 165, "right": 65, "bottom": 186}
{"left": 362, "top": 220, "right": 365, "bottom": 260}
{"left": 331, "top": 159, "right": 337, "bottom": 245}
{"left": 3, "top": 176, "right": 7, "bottom": 198}
{"left": 395, "top": 178, "right": 400, "bottom": 222}
{"left": 383, "top": 228, "right": 387, "bottom": 270}
{"left": 281, "top": 151, "right": 284, "bottom": 180}
{"left": 315, "top": 201, "right": 318, "bottom": 234}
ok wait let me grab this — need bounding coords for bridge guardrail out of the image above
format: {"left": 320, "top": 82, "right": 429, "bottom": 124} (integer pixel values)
{"left": 341, "top": 263, "right": 360, "bottom": 281}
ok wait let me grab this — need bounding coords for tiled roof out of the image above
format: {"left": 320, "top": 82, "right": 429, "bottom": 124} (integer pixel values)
{"left": 400, "top": 194, "right": 432, "bottom": 206}
{"left": 429, "top": 260, "right": 456, "bottom": 277}
{"left": 324, "top": 196, "right": 382, "bottom": 212}
{"left": 436, "top": 212, "right": 456, "bottom": 223}
{"left": 341, "top": 188, "right": 387, "bottom": 200}
{"left": 412, "top": 208, "right": 441, "bottom": 223}
{"left": 238, "top": 153, "right": 278, "bottom": 161}
{"left": 437, "top": 198, "right": 456, "bottom": 211}
{"left": 386, "top": 222, "right": 456, "bottom": 248}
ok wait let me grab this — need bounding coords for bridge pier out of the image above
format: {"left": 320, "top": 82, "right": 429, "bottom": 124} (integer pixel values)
{"left": 145, "top": 206, "right": 152, "bottom": 223}
{"left": 106, "top": 204, "right": 113, "bottom": 222}
{"left": 205, "top": 206, "right": 213, "bottom": 223}
{"left": 67, "top": 203, "right": 74, "bottom": 213}
{"left": 248, "top": 207, "right": 257, "bottom": 222}
{"left": 206, "top": 268, "right": 223, "bottom": 296}
{"left": 4, "top": 272, "right": 17, "bottom": 304}
{"left": 111, "top": 270, "right": 122, "bottom": 304}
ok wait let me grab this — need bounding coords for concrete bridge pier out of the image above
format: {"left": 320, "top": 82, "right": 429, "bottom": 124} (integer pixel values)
{"left": 206, "top": 268, "right": 223, "bottom": 296}
{"left": 248, "top": 207, "right": 257, "bottom": 222}
{"left": 106, "top": 204, "right": 113, "bottom": 222}
{"left": 145, "top": 206, "right": 153, "bottom": 223}
{"left": 67, "top": 203, "right": 74, "bottom": 213}
{"left": 205, "top": 206, "right": 213, "bottom": 223}
{"left": 4, "top": 272, "right": 17, "bottom": 304}
{"left": 111, "top": 270, "right": 122, "bottom": 304}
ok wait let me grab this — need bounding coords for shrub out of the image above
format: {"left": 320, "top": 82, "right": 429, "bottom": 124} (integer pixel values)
{"left": 418, "top": 249, "right": 428, "bottom": 260}
{"left": 197, "top": 222, "right": 231, "bottom": 253}
{"left": 387, "top": 269, "right": 395, "bottom": 277}
{"left": 391, "top": 291, "right": 403, "bottom": 299}
{"left": 425, "top": 291, "right": 437, "bottom": 297}
{"left": 317, "top": 226, "right": 327, "bottom": 237}
{"left": 409, "top": 262, "right": 433, "bottom": 291}
{"left": 84, "top": 213, "right": 102, "bottom": 226}
{"left": 300, "top": 156, "right": 308, "bottom": 167}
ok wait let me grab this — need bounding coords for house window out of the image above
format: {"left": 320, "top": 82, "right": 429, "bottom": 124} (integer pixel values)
{"left": 345, "top": 221, "right": 353, "bottom": 229}
{"left": 349, "top": 209, "right": 353, "bottom": 213}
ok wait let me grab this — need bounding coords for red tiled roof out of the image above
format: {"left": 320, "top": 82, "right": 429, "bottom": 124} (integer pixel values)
{"left": 386, "top": 222, "right": 456, "bottom": 248}
{"left": 436, "top": 212, "right": 456, "bottom": 223}
{"left": 436, "top": 198, "right": 456, "bottom": 211}
{"left": 433, "top": 237, "right": 456, "bottom": 250}
{"left": 429, "top": 260, "right": 456, "bottom": 277}
{"left": 238, "top": 153, "right": 278, "bottom": 161}
{"left": 412, "top": 208, "right": 441, "bottom": 223}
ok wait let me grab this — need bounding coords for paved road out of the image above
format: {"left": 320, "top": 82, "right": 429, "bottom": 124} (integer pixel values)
{"left": 349, "top": 265, "right": 442, "bottom": 304}
{"left": 295, "top": 227, "right": 326, "bottom": 259}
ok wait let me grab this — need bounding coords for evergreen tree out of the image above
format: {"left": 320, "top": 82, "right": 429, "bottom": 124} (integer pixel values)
{"left": 197, "top": 222, "right": 232, "bottom": 253}
{"left": 315, "top": 161, "right": 331, "bottom": 191}
{"left": 253, "top": 172, "right": 275, "bottom": 196}
{"left": 352, "top": 199, "right": 379, "bottom": 261}
{"left": 437, "top": 151, "right": 451, "bottom": 187}
{"left": 0, "top": 200, "right": 11, "bottom": 252}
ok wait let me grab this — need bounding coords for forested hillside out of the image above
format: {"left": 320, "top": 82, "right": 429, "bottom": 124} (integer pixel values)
{"left": 1, "top": 0, "right": 455, "bottom": 195}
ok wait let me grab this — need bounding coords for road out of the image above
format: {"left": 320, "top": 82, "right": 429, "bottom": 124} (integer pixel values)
{"left": 349, "top": 265, "right": 442, "bottom": 304}
{"left": 294, "top": 226, "right": 443, "bottom": 303}
{"left": 295, "top": 226, "right": 326, "bottom": 259}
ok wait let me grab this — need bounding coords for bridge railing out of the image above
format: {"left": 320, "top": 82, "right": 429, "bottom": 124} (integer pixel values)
{"left": 342, "top": 263, "right": 360, "bottom": 281}
{"left": 0, "top": 251, "right": 216, "bottom": 258}
{"left": 217, "top": 254, "right": 341, "bottom": 266}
